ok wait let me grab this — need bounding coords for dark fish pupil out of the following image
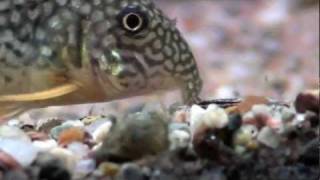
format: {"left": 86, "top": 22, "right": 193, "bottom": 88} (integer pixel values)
{"left": 117, "top": 6, "right": 148, "bottom": 34}
{"left": 126, "top": 14, "right": 140, "bottom": 30}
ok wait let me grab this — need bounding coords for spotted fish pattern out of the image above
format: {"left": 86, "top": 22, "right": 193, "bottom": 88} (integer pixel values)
{"left": 0, "top": 0, "right": 202, "bottom": 119}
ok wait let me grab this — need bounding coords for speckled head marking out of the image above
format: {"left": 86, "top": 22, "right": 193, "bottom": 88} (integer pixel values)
{"left": 83, "top": 0, "right": 203, "bottom": 103}
{"left": 0, "top": 0, "right": 202, "bottom": 114}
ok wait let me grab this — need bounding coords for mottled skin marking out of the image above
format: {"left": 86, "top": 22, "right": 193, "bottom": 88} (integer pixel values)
{"left": 0, "top": 0, "right": 202, "bottom": 114}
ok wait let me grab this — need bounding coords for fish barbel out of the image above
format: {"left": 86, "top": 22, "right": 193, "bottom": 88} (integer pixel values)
{"left": 0, "top": 0, "right": 202, "bottom": 120}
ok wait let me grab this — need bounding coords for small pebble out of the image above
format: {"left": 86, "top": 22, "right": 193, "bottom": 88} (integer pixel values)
{"left": 67, "top": 142, "right": 90, "bottom": 159}
{"left": 251, "top": 104, "right": 271, "bottom": 116}
{"left": 173, "top": 109, "right": 189, "bottom": 123}
{"left": 243, "top": 104, "right": 283, "bottom": 130}
{"left": 81, "top": 115, "right": 109, "bottom": 125}
{"left": 92, "top": 121, "right": 113, "bottom": 143}
{"left": 98, "top": 162, "right": 120, "bottom": 177}
{"left": 169, "top": 123, "right": 191, "bottom": 151}
{"left": 279, "top": 106, "right": 296, "bottom": 122}
{"left": 50, "top": 124, "right": 73, "bottom": 140}
{"left": 190, "top": 104, "right": 229, "bottom": 135}
{"left": 85, "top": 116, "right": 114, "bottom": 134}
{"left": 7, "top": 119, "right": 22, "bottom": 127}
{"left": 169, "top": 123, "right": 190, "bottom": 132}
{"left": 169, "top": 129, "right": 191, "bottom": 150}
{"left": 0, "top": 125, "right": 31, "bottom": 142}
{"left": 34, "top": 153, "right": 71, "bottom": 180}
{"left": 257, "top": 127, "right": 280, "bottom": 148}
{"left": 233, "top": 124, "right": 259, "bottom": 153}
{"left": 304, "top": 111, "right": 319, "bottom": 127}
{"left": 33, "top": 140, "right": 58, "bottom": 152}
{"left": 74, "top": 159, "right": 96, "bottom": 179}
{"left": 0, "top": 150, "right": 21, "bottom": 170}
{"left": 0, "top": 139, "right": 38, "bottom": 167}
{"left": 50, "top": 147, "right": 77, "bottom": 172}
{"left": 116, "top": 163, "right": 145, "bottom": 180}
{"left": 294, "top": 89, "right": 319, "bottom": 114}
{"left": 95, "top": 110, "right": 169, "bottom": 161}
{"left": 58, "top": 127, "right": 86, "bottom": 145}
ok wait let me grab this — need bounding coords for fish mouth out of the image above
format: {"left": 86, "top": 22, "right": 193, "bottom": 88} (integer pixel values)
{"left": 87, "top": 50, "right": 144, "bottom": 98}
{"left": 88, "top": 49, "right": 180, "bottom": 99}
{"left": 88, "top": 54, "right": 126, "bottom": 99}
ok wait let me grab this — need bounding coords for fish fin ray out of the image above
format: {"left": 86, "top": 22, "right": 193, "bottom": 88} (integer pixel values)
{"left": 0, "top": 104, "right": 26, "bottom": 123}
{"left": 0, "top": 83, "right": 80, "bottom": 102}
{"left": 0, "top": 82, "right": 80, "bottom": 122}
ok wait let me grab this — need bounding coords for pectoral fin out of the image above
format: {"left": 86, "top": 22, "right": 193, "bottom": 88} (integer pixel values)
{"left": 0, "top": 105, "right": 26, "bottom": 123}
{"left": 0, "top": 83, "right": 80, "bottom": 102}
{"left": 0, "top": 82, "right": 80, "bottom": 121}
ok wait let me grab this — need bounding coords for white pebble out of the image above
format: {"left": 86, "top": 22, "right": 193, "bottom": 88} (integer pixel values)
{"left": 190, "top": 105, "right": 206, "bottom": 131}
{"left": 295, "top": 113, "right": 306, "bottom": 124}
{"left": 74, "top": 159, "right": 96, "bottom": 179}
{"left": 0, "top": 125, "right": 31, "bottom": 142}
{"left": 33, "top": 139, "right": 58, "bottom": 152}
{"left": 257, "top": 127, "right": 280, "bottom": 148}
{"left": 7, "top": 119, "right": 21, "bottom": 127}
{"left": 67, "top": 142, "right": 90, "bottom": 159}
{"left": 190, "top": 104, "right": 229, "bottom": 134}
{"left": 169, "top": 129, "right": 190, "bottom": 150}
{"left": 0, "top": 139, "right": 38, "bottom": 167}
{"left": 92, "top": 121, "right": 113, "bottom": 143}
{"left": 206, "top": 104, "right": 229, "bottom": 128}
{"left": 92, "top": 142, "right": 102, "bottom": 151}
{"left": 242, "top": 111, "right": 255, "bottom": 123}
{"left": 85, "top": 118, "right": 110, "bottom": 134}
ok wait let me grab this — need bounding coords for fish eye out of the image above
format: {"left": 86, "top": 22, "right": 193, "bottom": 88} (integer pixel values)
{"left": 118, "top": 6, "right": 148, "bottom": 34}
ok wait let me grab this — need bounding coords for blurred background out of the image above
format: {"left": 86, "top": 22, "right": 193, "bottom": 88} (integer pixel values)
{"left": 21, "top": 0, "right": 319, "bottom": 120}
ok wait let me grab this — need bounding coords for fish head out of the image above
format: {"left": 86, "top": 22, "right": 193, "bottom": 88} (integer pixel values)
{"left": 84, "top": 0, "right": 202, "bottom": 104}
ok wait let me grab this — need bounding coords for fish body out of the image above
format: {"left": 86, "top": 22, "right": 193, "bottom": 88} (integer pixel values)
{"left": 0, "top": 0, "right": 202, "bottom": 119}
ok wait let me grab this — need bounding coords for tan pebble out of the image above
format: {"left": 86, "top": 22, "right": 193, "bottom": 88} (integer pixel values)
{"left": 173, "top": 110, "right": 188, "bottom": 123}
{"left": 98, "top": 162, "right": 120, "bottom": 177}
{"left": 50, "top": 147, "right": 77, "bottom": 172}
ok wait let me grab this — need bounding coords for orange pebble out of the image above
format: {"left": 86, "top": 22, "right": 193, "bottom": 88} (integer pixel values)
{"left": 58, "top": 127, "right": 85, "bottom": 146}
{"left": 173, "top": 110, "right": 188, "bottom": 123}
